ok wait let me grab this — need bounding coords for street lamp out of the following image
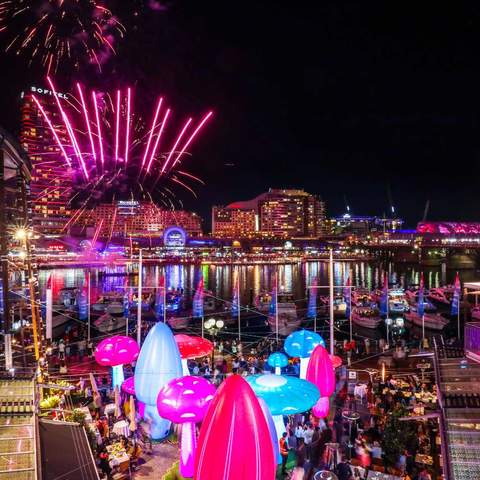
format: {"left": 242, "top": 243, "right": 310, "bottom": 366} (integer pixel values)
{"left": 385, "top": 317, "right": 393, "bottom": 347}
{"left": 203, "top": 318, "right": 225, "bottom": 368}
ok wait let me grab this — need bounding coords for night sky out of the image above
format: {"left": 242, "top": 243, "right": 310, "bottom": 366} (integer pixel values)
{"left": 1, "top": 1, "right": 480, "bottom": 228}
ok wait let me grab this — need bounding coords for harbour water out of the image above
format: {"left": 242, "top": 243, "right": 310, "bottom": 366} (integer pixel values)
{"left": 37, "top": 260, "right": 478, "bottom": 343}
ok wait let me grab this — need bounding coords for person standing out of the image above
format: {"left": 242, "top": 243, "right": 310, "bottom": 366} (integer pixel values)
{"left": 280, "top": 432, "right": 289, "bottom": 475}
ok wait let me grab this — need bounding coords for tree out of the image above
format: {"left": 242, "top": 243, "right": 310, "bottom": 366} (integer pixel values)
{"left": 381, "top": 406, "right": 417, "bottom": 468}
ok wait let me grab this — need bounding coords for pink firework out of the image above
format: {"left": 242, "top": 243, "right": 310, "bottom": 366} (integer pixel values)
{"left": 0, "top": 0, "right": 125, "bottom": 74}
{"left": 32, "top": 77, "right": 213, "bottom": 207}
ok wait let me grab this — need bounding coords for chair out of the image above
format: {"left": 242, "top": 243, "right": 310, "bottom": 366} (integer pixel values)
{"left": 112, "top": 460, "right": 131, "bottom": 479}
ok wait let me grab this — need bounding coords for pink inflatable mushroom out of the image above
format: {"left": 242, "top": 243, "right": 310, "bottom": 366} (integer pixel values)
{"left": 95, "top": 335, "right": 139, "bottom": 389}
{"left": 175, "top": 334, "right": 213, "bottom": 376}
{"left": 307, "top": 344, "right": 335, "bottom": 419}
{"left": 157, "top": 376, "right": 215, "bottom": 478}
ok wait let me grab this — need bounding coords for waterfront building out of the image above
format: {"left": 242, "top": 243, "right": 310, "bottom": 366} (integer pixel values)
{"left": 333, "top": 213, "right": 403, "bottom": 235}
{"left": 212, "top": 188, "right": 326, "bottom": 239}
{"left": 212, "top": 206, "right": 257, "bottom": 238}
{"left": 20, "top": 85, "right": 72, "bottom": 237}
{"left": 73, "top": 201, "right": 202, "bottom": 238}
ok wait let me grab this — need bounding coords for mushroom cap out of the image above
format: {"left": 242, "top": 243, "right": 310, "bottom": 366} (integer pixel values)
{"left": 245, "top": 374, "right": 319, "bottom": 416}
{"left": 94, "top": 335, "right": 139, "bottom": 367}
{"left": 157, "top": 376, "right": 215, "bottom": 424}
{"left": 306, "top": 344, "right": 335, "bottom": 397}
{"left": 284, "top": 329, "right": 325, "bottom": 358}
{"left": 175, "top": 334, "right": 213, "bottom": 359}
{"left": 121, "top": 376, "right": 135, "bottom": 395}
{"left": 267, "top": 352, "right": 289, "bottom": 369}
{"left": 195, "top": 375, "right": 276, "bottom": 480}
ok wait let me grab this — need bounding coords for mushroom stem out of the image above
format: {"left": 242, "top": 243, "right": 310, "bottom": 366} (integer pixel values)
{"left": 180, "top": 421, "right": 196, "bottom": 478}
{"left": 181, "top": 358, "right": 190, "bottom": 376}
{"left": 112, "top": 364, "right": 124, "bottom": 389}
{"left": 273, "top": 414, "right": 286, "bottom": 443}
{"left": 275, "top": 366, "right": 281, "bottom": 375}
{"left": 300, "top": 357, "right": 309, "bottom": 379}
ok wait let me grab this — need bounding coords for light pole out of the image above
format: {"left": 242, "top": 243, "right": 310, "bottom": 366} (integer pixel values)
{"left": 204, "top": 318, "right": 224, "bottom": 368}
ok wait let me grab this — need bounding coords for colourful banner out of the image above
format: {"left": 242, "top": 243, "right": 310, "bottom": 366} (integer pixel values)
{"left": 418, "top": 272, "right": 425, "bottom": 317}
{"left": 380, "top": 274, "right": 388, "bottom": 316}
{"left": 451, "top": 272, "right": 460, "bottom": 316}
{"left": 78, "top": 274, "right": 89, "bottom": 321}
{"left": 344, "top": 274, "right": 351, "bottom": 318}
{"left": 231, "top": 275, "right": 239, "bottom": 317}
{"left": 269, "top": 274, "right": 277, "bottom": 315}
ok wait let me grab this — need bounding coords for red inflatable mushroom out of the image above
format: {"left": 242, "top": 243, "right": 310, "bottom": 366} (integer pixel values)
{"left": 175, "top": 334, "right": 213, "bottom": 375}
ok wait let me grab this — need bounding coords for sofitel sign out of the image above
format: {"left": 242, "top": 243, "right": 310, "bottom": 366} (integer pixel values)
{"left": 20, "top": 86, "right": 68, "bottom": 99}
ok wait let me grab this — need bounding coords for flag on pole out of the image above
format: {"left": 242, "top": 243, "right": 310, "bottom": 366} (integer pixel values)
{"left": 78, "top": 275, "right": 88, "bottom": 321}
{"left": 45, "top": 276, "right": 53, "bottom": 340}
{"left": 269, "top": 273, "right": 277, "bottom": 315}
{"left": 155, "top": 275, "right": 166, "bottom": 319}
{"left": 344, "top": 273, "right": 351, "bottom": 318}
{"left": 231, "top": 274, "right": 239, "bottom": 317}
{"left": 451, "top": 272, "right": 461, "bottom": 316}
{"left": 380, "top": 274, "right": 388, "bottom": 316}
{"left": 418, "top": 272, "right": 425, "bottom": 317}
{"left": 193, "top": 275, "right": 204, "bottom": 318}
{"left": 307, "top": 277, "right": 318, "bottom": 319}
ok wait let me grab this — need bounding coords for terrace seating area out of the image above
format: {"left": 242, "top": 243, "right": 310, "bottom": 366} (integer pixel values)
{"left": 0, "top": 378, "right": 37, "bottom": 480}
{"left": 436, "top": 342, "right": 480, "bottom": 480}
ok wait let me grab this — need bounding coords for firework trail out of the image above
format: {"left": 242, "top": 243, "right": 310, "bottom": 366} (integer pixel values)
{"left": 0, "top": 0, "right": 125, "bottom": 74}
{"left": 32, "top": 77, "right": 213, "bottom": 210}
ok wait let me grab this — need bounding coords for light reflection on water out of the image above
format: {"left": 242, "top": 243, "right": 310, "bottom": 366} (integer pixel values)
{"left": 37, "top": 261, "right": 473, "bottom": 306}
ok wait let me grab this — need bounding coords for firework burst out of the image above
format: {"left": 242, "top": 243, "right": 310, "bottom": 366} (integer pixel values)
{"left": 0, "top": 0, "right": 125, "bottom": 74}
{"left": 33, "top": 77, "right": 213, "bottom": 212}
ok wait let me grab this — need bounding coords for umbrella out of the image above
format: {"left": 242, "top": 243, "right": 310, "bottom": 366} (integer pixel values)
{"left": 89, "top": 372, "right": 99, "bottom": 396}
{"left": 129, "top": 395, "right": 137, "bottom": 433}
{"left": 114, "top": 386, "right": 121, "bottom": 418}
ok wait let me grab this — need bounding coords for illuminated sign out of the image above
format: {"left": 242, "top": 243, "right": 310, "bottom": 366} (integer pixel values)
{"left": 22, "top": 86, "right": 69, "bottom": 99}
{"left": 164, "top": 226, "right": 187, "bottom": 247}
{"left": 118, "top": 200, "right": 140, "bottom": 215}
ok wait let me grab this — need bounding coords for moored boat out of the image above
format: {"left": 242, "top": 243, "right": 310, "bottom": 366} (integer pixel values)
{"left": 267, "top": 292, "right": 301, "bottom": 336}
{"left": 404, "top": 307, "right": 449, "bottom": 331}
{"left": 351, "top": 307, "right": 382, "bottom": 329}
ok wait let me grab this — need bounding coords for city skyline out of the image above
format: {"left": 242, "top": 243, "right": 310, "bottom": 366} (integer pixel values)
{"left": 1, "top": 2, "right": 480, "bottom": 226}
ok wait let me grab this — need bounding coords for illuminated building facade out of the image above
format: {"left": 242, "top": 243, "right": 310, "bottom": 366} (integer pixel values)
{"left": 212, "top": 206, "right": 256, "bottom": 238}
{"left": 74, "top": 201, "right": 202, "bottom": 238}
{"left": 212, "top": 189, "right": 326, "bottom": 239}
{"left": 417, "top": 222, "right": 480, "bottom": 235}
{"left": 20, "top": 86, "right": 72, "bottom": 236}
{"left": 333, "top": 214, "right": 403, "bottom": 235}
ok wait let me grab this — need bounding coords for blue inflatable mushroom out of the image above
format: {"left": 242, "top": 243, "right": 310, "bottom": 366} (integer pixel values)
{"left": 284, "top": 329, "right": 325, "bottom": 379}
{"left": 246, "top": 374, "right": 319, "bottom": 441}
{"left": 134, "top": 322, "right": 182, "bottom": 439}
{"left": 267, "top": 352, "right": 289, "bottom": 375}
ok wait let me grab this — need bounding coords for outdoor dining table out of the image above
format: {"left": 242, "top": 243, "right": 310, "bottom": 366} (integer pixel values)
{"left": 107, "top": 442, "right": 130, "bottom": 468}
{"left": 112, "top": 419, "right": 130, "bottom": 437}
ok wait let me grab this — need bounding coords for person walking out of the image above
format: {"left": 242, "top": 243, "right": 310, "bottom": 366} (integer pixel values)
{"left": 280, "top": 432, "right": 289, "bottom": 475}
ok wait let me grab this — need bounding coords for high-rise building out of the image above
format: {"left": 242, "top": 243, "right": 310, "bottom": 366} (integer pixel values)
{"left": 212, "top": 206, "right": 256, "bottom": 238}
{"left": 73, "top": 201, "right": 202, "bottom": 238}
{"left": 212, "top": 189, "right": 326, "bottom": 238}
{"left": 20, "top": 85, "right": 72, "bottom": 236}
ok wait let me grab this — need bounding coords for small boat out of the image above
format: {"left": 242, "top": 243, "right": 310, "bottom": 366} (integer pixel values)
{"left": 388, "top": 289, "right": 410, "bottom": 314}
{"left": 404, "top": 307, "right": 449, "bottom": 331}
{"left": 166, "top": 290, "right": 183, "bottom": 312}
{"left": 204, "top": 295, "right": 216, "bottom": 312}
{"left": 94, "top": 313, "right": 127, "bottom": 333}
{"left": 352, "top": 288, "right": 372, "bottom": 306}
{"left": 405, "top": 290, "right": 437, "bottom": 313}
{"left": 255, "top": 292, "right": 273, "bottom": 313}
{"left": 132, "top": 293, "right": 154, "bottom": 311}
{"left": 93, "top": 293, "right": 125, "bottom": 314}
{"left": 267, "top": 292, "right": 301, "bottom": 336}
{"left": 351, "top": 307, "right": 382, "bottom": 329}
{"left": 428, "top": 287, "right": 451, "bottom": 305}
